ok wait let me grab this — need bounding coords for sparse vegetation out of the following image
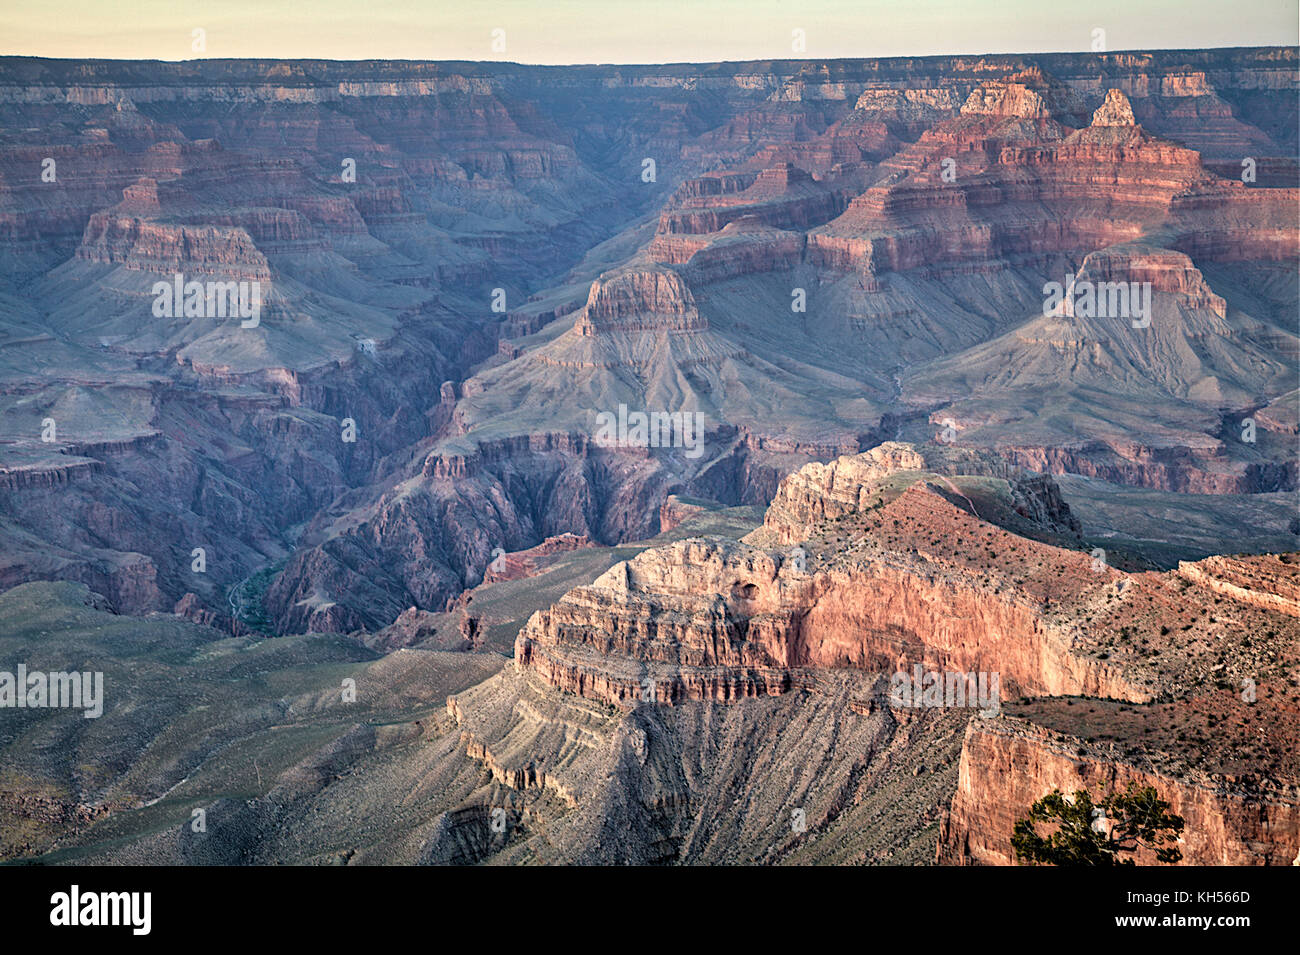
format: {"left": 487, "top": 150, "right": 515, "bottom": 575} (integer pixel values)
{"left": 229, "top": 561, "right": 284, "bottom": 635}
{"left": 1011, "top": 783, "right": 1184, "bottom": 865}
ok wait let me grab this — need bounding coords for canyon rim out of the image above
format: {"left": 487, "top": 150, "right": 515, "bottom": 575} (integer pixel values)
{"left": 0, "top": 3, "right": 1297, "bottom": 926}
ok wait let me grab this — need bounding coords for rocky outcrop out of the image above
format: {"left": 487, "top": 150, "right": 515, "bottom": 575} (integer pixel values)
{"left": 939, "top": 716, "right": 1300, "bottom": 865}
{"left": 372, "top": 606, "right": 444, "bottom": 649}
{"left": 760, "top": 442, "right": 927, "bottom": 540}
{"left": 960, "top": 81, "right": 1052, "bottom": 120}
{"left": 515, "top": 479, "right": 1141, "bottom": 710}
{"left": 656, "top": 163, "right": 847, "bottom": 236}
{"left": 77, "top": 215, "right": 273, "bottom": 281}
{"left": 483, "top": 532, "right": 594, "bottom": 584}
{"left": 511, "top": 438, "right": 1298, "bottom": 864}
{"left": 1090, "top": 88, "right": 1137, "bottom": 127}
{"left": 659, "top": 495, "right": 712, "bottom": 532}
{"left": 1071, "top": 244, "right": 1227, "bottom": 318}
{"left": 173, "top": 592, "right": 235, "bottom": 633}
{"left": 1175, "top": 554, "right": 1300, "bottom": 617}
{"left": 575, "top": 267, "right": 709, "bottom": 335}
{"left": 650, "top": 220, "right": 806, "bottom": 281}
{"left": 760, "top": 441, "right": 1080, "bottom": 544}
{"left": 854, "top": 87, "right": 962, "bottom": 121}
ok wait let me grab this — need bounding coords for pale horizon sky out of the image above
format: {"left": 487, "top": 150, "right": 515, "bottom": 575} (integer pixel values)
{"left": 1, "top": 0, "right": 1296, "bottom": 65}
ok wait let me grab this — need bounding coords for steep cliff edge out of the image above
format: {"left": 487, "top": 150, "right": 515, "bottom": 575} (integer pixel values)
{"left": 939, "top": 707, "right": 1300, "bottom": 865}
{"left": 509, "top": 442, "right": 1299, "bottom": 863}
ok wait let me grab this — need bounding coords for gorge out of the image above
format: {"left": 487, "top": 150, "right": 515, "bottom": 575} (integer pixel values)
{"left": 0, "top": 47, "right": 1296, "bottom": 866}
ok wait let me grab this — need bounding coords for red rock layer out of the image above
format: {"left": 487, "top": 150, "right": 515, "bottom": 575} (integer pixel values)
{"left": 573, "top": 267, "right": 709, "bottom": 335}
{"left": 515, "top": 482, "right": 1141, "bottom": 709}
{"left": 938, "top": 717, "right": 1300, "bottom": 865}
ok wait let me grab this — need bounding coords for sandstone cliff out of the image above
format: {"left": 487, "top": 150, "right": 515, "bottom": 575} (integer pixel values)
{"left": 939, "top": 709, "right": 1300, "bottom": 865}
{"left": 509, "top": 442, "right": 1299, "bottom": 863}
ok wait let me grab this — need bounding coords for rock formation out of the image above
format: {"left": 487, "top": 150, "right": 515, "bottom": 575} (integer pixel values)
{"left": 2, "top": 50, "right": 1296, "bottom": 631}
{"left": 508, "top": 442, "right": 1299, "bottom": 863}
{"left": 0, "top": 49, "right": 1296, "bottom": 867}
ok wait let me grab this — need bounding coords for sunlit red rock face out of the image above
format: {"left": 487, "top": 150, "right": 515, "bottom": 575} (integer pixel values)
{"left": 513, "top": 517, "right": 1145, "bottom": 708}
{"left": 514, "top": 447, "right": 1187, "bottom": 709}
{"left": 939, "top": 713, "right": 1300, "bottom": 865}
{"left": 513, "top": 445, "right": 1300, "bottom": 863}
{"left": 759, "top": 441, "right": 1081, "bottom": 543}
{"left": 939, "top": 579, "right": 1300, "bottom": 865}
{"left": 804, "top": 83, "right": 1293, "bottom": 275}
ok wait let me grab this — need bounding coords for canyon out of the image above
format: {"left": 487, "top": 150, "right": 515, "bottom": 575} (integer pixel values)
{"left": 0, "top": 48, "right": 1296, "bottom": 865}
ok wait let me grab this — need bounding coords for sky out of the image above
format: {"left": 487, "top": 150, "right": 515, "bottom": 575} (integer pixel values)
{"left": 1, "top": 0, "right": 1296, "bottom": 64}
